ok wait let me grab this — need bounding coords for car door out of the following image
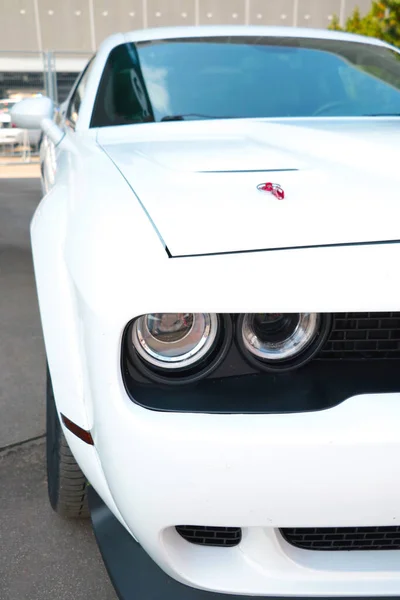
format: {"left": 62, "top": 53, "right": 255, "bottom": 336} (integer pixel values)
{"left": 41, "top": 57, "right": 95, "bottom": 194}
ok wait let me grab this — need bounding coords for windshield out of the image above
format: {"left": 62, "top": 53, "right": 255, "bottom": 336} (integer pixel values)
{"left": 90, "top": 36, "right": 400, "bottom": 127}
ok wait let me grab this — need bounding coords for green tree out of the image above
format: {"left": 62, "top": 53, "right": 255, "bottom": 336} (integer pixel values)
{"left": 328, "top": 1, "right": 400, "bottom": 48}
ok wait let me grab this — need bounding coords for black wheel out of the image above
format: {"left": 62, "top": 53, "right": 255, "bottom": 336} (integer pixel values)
{"left": 46, "top": 366, "right": 89, "bottom": 518}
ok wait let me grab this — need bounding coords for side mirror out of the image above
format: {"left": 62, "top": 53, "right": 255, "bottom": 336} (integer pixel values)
{"left": 11, "top": 97, "right": 64, "bottom": 146}
{"left": 11, "top": 96, "right": 54, "bottom": 129}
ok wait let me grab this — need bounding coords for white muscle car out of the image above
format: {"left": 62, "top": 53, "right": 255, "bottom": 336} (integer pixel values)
{"left": 11, "top": 25, "right": 400, "bottom": 598}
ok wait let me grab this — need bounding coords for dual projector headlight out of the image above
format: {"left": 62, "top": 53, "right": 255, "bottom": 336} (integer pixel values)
{"left": 128, "top": 312, "right": 330, "bottom": 383}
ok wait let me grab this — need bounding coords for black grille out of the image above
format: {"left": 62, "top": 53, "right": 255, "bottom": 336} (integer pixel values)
{"left": 321, "top": 312, "right": 400, "bottom": 360}
{"left": 176, "top": 525, "right": 242, "bottom": 547}
{"left": 281, "top": 526, "right": 400, "bottom": 551}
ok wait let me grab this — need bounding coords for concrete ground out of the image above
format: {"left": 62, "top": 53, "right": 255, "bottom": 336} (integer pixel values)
{"left": 0, "top": 177, "right": 44, "bottom": 448}
{"left": 0, "top": 176, "right": 116, "bottom": 599}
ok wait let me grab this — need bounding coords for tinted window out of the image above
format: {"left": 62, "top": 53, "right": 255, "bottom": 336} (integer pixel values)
{"left": 66, "top": 57, "right": 95, "bottom": 128}
{"left": 91, "top": 36, "right": 400, "bottom": 127}
{"left": 91, "top": 43, "right": 154, "bottom": 127}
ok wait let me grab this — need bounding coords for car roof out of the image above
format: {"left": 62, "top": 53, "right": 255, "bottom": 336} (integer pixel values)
{"left": 118, "top": 24, "right": 393, "bottom": 49}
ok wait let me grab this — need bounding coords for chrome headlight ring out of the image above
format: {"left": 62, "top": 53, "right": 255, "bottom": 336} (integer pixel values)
{"left": 236, "top": 313, "right": 332, "bottom": 372}
{"left": 127, "top": 313, "right": 233, "bottom": 384}
{"left": 132, "top": 313, "right": 219, "bottom": 370}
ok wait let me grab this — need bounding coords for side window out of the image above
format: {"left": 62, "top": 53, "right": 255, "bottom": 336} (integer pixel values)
{"left": 65, "top": 58, "right": 95, "bottom": 129}
{"left": 90, "top": 44, "right": 154, "bottom": 128}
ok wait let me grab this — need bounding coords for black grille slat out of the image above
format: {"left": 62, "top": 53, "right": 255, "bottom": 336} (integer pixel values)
{"left": 176, "top": 525, "right": 242, "bottom": 547}
{"left": 321, "top": 312, "right": 400, "bottom": 360}
{"left": 281, "top": 526, "right": 400, "bottom": 551}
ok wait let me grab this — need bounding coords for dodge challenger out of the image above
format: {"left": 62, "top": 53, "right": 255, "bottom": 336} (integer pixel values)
{"left": 11, "top": 25, "right": 400, "bottom": 597}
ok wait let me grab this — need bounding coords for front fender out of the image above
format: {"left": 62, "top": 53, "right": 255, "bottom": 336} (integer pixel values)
{"left": 30, "top": 184, "right": 91, "bottom": 429}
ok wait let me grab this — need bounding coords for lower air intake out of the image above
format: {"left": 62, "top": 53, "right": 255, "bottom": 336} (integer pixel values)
{"left": 281, "top": 526, "right": 400, "bottom": 551}
{"left": 176, "top": 525, "right": 242, "bottom": 547}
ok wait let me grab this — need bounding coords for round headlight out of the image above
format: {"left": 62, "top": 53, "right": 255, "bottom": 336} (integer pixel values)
{"left": 132, "top": 313, "right": 219, "bottom": 370}
{"left": 238, "top": 313, "right": 330, "bottom": 371}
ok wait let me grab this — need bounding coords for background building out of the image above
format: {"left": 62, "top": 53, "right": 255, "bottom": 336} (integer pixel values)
{"left": 0, "top": 0, "right": 375, "bottom": 103}
{"left": 0, "top": 0, "right": 373, "bottom": 52}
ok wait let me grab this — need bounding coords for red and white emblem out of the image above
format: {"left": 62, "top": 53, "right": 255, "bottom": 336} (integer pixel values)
{"left": 257, "top": 182, "right": 285, "bottom": 200}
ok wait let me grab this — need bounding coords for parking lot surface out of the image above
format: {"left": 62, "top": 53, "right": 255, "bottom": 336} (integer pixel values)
{"left": 0, "top": 177, "right": 116, "bottom": 599}
{"left": 0, "top": 178, "right": 44, "bottom": 449}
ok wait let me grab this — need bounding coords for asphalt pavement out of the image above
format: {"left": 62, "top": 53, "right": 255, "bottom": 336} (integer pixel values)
{"left": 0, "top": 177, "right": 116, "bottom": 599}
{"left": 0, "top": 178, "right": 44, "bottom": 448}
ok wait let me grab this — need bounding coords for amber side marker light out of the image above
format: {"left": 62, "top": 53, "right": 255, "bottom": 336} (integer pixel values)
{"left": 61, "top": 413, "right": 94, "bottom": 445}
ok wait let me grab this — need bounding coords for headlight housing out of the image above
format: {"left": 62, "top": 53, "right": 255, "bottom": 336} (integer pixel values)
{"left": 132, "top": 313, "right": 218, "bottom": 369}
{"left": 128, "top": 313, "right": 232, "bottom": 384}
{"left": 237, "top": 313, "right": 331, "bottom": 371}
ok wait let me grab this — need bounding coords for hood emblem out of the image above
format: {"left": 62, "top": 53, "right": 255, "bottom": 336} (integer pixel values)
{"left": 257, "top": 182, "right": 285, "bottom": 200}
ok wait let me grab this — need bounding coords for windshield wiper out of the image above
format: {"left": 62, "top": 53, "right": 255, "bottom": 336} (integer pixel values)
{"left": 161, "top": 113, "right": 235, "bottom": 122}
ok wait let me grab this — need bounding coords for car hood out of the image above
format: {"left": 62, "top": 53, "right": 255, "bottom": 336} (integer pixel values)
{"left": 98, "top": 118, "right": 400, "bottom": 257}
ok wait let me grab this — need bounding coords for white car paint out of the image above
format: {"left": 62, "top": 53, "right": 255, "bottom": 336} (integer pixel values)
{"left": 98, "top": 117, "right": 400, "bottom": 257}
{"left": 14, "top": 25, "right": 400, "bottom": 596}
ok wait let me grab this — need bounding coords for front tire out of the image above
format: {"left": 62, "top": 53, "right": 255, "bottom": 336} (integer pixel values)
{"left": 46, "top": 366, "right": 89, "bottom": 518}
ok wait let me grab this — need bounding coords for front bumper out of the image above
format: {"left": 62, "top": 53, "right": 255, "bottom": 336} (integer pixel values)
{"left": 92, "top": 487, "right": 379, "bottom": 600}
{"left": 92, "top": 487, "right": 347, "bottom": 600}
{"left": 52, "top": 299, "right": 400, "bottom": 598}
{"left": 77, "top": 331, "right": 400, "bottom": 597}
